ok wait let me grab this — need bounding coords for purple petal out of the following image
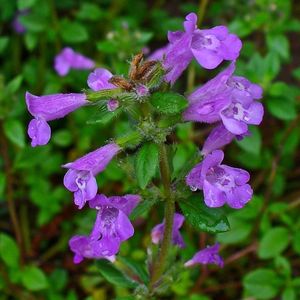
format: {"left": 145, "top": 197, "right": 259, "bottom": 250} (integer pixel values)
{"left": 245, "top": 102, "right": 264, "bottom": 125}
{"left": 63, "top": 169, "right": 79, "bottom": 192}
{"left": 220, "top": 112, "right": 248, "bottom": 135}
{"left": 62, "top": 143, "right": 120, "bottom": 174}
{"left": 25, "top": 92, "right": 88, "bottom": 121}
{"left": 222, "top": 166, "right": 250, "bottom": 185}
{"left": 221, "top": 34, "right": 242, "bottom": 60}
{"left": 27, "top": 118, "right": 51, "bottom": 147}
{"left": 54, "top": 47, "right": 95, "bottom": 76}
{"left": 191, "top": 47, "right": 223, "bottom": 69}
{"left": 225, "top": 184, "right": 253, "bottom": 209}
{"left": 201, "top": 124, "right": 235, "bottom": 156}
{"left": 203, "top": 180, "right": 226, "bottom": 207}
{"left": 185, "top": 243, "right": 223, "bottom": 268}
{"left": 186, "top": 162, "right": 204, "bottom": 191}
{"left": 183, "top": 13, "right": 197, "bottom": 33}
{"left": 116, "top": 210, "right": 134, "bottom": 241}
{"left": 87, "top": 68, "right": 116, "bottom": 91}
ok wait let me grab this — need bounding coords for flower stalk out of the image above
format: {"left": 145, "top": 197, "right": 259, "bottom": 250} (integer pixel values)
{"left": 149, "top": 143, "right": 175, "bottom": 290}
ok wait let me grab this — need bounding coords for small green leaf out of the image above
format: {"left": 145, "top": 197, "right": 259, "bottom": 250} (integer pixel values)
{"left": 60, "top": 20, "right": 88, "bottom": 43}
{"left": 19, "top": 14, "right": 46, "bottom": 32}
{"left": 179, "top": 196, "right": 230, "bottom": 233}
{"left": 267, "top": 34, "right": 290, "bottom": 61}
{"left": 119, "top": 257, "right": 149, "bottom": 284}
{"left": 96, "top": 260, "right": 138, "bottom": 288}
{"left": 150, "top": 92, "right": 188, "bottom": 115}
{"left": 236, "top": 126, "right": 261, "bottom": 155}
{"left": 135, "top": 143, "right": 159, "bottom": 189}
{"left": 21, "top": 266, "right": 48, "bottom": 291}
{"left": 292, "top": 231, "right": 300, "bottom": 255}
{"left": 6, "top": 75, "right": 23, "bottom": 94}
{"left": 3, "top": 119, "right": 25, "bottom": 148}
{"left": 243, "top": 268, "right": 281, "bottom": 299}
{"left": 0, "top": 37, "right": 9, "bottom": 53}
{"left": 267, "top": 98, "right": 297, "bottom": 121}
{"left": 258, "top": 227, "right": 290, "bottom": 259}
{"left": 86, "top": 105, "right": 121, "bottom": 125}
{"left": 282, "top": 288, "right": 296, "bottom": 300}
{"left": 77, "top": 3, "right": 104, "bottom": 20}
{"left": 130, "top": 198, "right": 158, "bottom": 220}
{"left": 52, "top": 130, "right": 72, "bottom": 147}
{"left": 0, "top": 233, "right": 20, "bottom": 268}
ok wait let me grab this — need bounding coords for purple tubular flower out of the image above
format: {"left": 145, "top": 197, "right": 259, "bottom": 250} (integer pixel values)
{"left": 201, "top": 124, "right": 235, "bottom": 156}
{"left": 107, "top": 99, "right": 119, "bottom": 112}
{"left": 69, "top": 194, "right": 140, "bottom": 263}
{"left": 63, "top": 143, "right": 121, "bottom": 209}
{"left": 183, "top": 62, "right": 264, "bottom": 135}
{"left": 163, "top": 13, "right": 242, "bottom": 84}
{"left": 186, "top": 150, "right": 253, "bottom": 209}
{"left": 87, "top": 68, "right": 116, "bottom": 91}
{"left": 54, "top": 47, "right": 95, "bottom": 76}
{"left": 25, "top": 92, "right": 88, "bottom": 147}
{"left": 184, "top": 243, "right": 224, "bottom": 268}
{"left": 151, "top": 213, "right": 185, "bottom": 248}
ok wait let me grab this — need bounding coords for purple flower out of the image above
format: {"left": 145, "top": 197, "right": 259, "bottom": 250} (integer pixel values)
{"left": 151, "top": 213, "right": 185, "bottom": 248}
{"left": 69, "top": 194, "right": 140, "bottom": 263}
{"left": 26, "top": 92, "right": 88, "bottom": 147}
{"left": 107, "top": 99, "right": 119, "bottom": 112}
{"left": 184, "top": 243, "right": 224, "bottom": 268}
{"left": 54, "top": 47, "right": 95, "bottom": 76}
{"left": 163, "top": 13, "right": 242, "bottom": 84}
{"left": 12, "top": 10, "right": 29, "bottom": 34}
{"left": 183, "top": 63, "right": 264, "bottom": 135}
{"left": 148, "top": 44, "right": 171, "bottom": 61}
{"left": 186, "top": 150, "right": 252, "bottom": 209}
{"left": 63, "top": 143, "right": 121, "bottom": 209}
{"left": 87, "top": 68, "right": 116, "bottom": 91}
{"left": 201, "top": 124, "right": 235, "bottom": 156}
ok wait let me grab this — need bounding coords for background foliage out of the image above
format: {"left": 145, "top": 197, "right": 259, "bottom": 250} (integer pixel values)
{"left": 0, "top": 0, "right": 300, "bottom": 299}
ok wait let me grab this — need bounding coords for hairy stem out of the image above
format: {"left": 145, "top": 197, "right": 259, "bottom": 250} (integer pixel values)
{"left": 149, "top": 143, "right": 175, "bottom": 290}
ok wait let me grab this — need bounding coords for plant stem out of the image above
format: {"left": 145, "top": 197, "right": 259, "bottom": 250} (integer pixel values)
{"left": 0, "top": 121, "right": 24, "bottom": 264}
{"left": 149, "top": 143, "right": 175, "bottom": 290}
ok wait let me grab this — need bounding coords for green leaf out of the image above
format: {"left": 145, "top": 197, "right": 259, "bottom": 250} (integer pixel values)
{"left": 292, "top": 231, "right": 300, "bottom": 255}
{"left": 52, "top": 130, "right": 72, "bottom": 147}
{"left": 282, "top": 288, "right": 296, "bottom": 300}
{"left": 0, "top": 233, "right": 20, "bottom": 268}
{"left": 6, "top": 75, "right": 23, "bottom": 94}
{"left": 258, "top": 227, "right": 290, "bottom": 259}
{"left": 77, "top": 3, "right": 104, "bottom": 20}
{"left": 135, "top": 143, "right": 159, "bottom": 189}
{"left": 236, "top": 126, "right": 261, "bottom": 155}
{"left": 96, "top": 260, "right": 138, "bottom": 288}
{"left": 86, "top": 105, "right": 121, "bottom": 125}
{"left": 150, "top": 92, "right": 188, "bottom": 115}
{"left": 21, "top": 266, "right": 48, "bottom": 291}
{"left": 243, "top": 268, "right": 281, "bottom": 299}
{"left": 18, "top": 0, "right": 37, "bottom": 9}
{"left": 19, "top": 14, "right": 46, "bottom": 32}
{"left": 179, "top": 196, "right": 230, "bottom": 233}
{"left": 0, "top": 37, "right": 9, "bottom": 53}
{"left": 60, "top": 20, "right": 88, "bottom": 43}
{"left": 267, "top": 34, "right": 290, "bottom": 60}
{"left": 217, "top": 215, "right": 252, "bottom": 244}
{"left": 119, "top": 257, "right": 149, "bottom": 284}
{"left": 3, "top": 119, "right": 25, "bottom": 148}
{"left": 267, "top": 97, "right": 297, "bottom": 121}
{"left": 130, "top": 198, "right": 158, "bottom": 220}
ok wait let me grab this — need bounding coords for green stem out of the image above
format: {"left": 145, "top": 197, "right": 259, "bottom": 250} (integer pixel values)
{"left": 149, "top": 143, "right": 175, "bottom": 290}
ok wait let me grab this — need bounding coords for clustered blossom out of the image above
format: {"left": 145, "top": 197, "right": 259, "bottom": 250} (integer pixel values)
{"left": 54, "top": 47, "right": 95, "bottom": 76}
{"left": 70, "top": 194, "right": 140, "bottom": 263}
{"left": 63, "top": 143, "right": 121, "bottom": 209}
{"left": 25, "top": 12, "right": 264, "bottom": 272}
{"left": 161, "top": 13, "right": 242, "bottom": 84}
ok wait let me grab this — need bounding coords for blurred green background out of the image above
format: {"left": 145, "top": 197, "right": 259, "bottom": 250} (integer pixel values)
{"left": 0, "top": 0, "right": 300, "bottom": 299}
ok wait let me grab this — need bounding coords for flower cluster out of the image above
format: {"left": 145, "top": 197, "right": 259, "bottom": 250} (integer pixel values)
{"left": 25, "top": 11, "right": 263, "bottom": 272}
